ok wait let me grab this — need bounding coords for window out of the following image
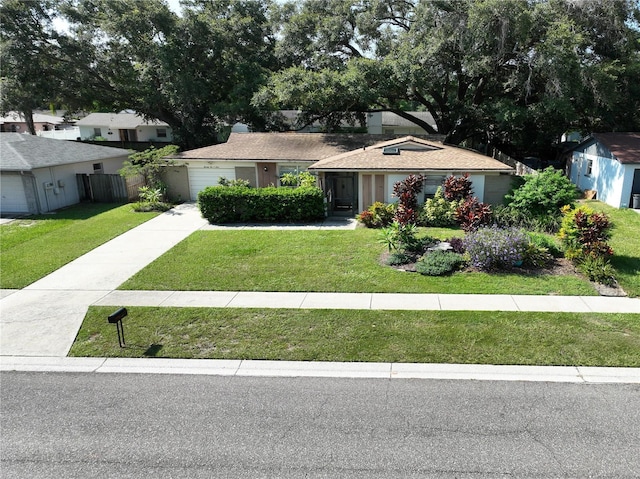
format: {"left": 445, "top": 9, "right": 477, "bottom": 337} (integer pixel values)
{"left": 156, "top": 128, "right": 167, "bottom": 138}
{"left": 94, "top": 128, "right": 101, "bottom": 137}
{"left": 586, "top": 159, "right": 593, "bottom": 176}
{"left": 93, "top": 163, "right": 103, "bottom": 174}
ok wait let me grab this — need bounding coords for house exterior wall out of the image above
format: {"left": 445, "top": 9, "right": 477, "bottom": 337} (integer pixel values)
{"left": 163, "top": 165, "right": 190, "bottom": 202}
{"left": 78, "top": 125, "right": 173, "bottom": 142}
{"left": 31, "top": 156, "right": 127, "bottom": 213}
{"left": 569, "top": 140, "right": 632, "bottom": 208}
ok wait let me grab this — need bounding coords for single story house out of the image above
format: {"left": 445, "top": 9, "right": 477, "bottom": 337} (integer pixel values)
{"left": 165, "top": 133, "right": 513, "bottom": 214}
{"left": 75, "top": 112, "right": 173, "bottom": 143}
{"left": 165, "top": 133, "right": 409, "bottom": 202}
{"left": 567, "top": 132, "right": 640, "bottom": 208}
{"left": 308, "top": 136, "right": 514, "bottom": 214}
{"left": 0, "top": 133, "right": 130, "bottom": 214}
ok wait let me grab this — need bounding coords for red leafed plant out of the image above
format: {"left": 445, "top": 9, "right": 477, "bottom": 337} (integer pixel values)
{"left": 393, "top": 174, "right": 425, "bottom": 225}
{"left": 455, "top": 197, "right": 492, "bottom": 232}
{"left": 443, "top": 173, "right": 473, "bottom": 202}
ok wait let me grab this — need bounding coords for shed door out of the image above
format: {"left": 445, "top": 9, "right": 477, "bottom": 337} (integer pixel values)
{"left": 188, "top": 167, "right": 235, "bottom": 200}
{"left": 0, "top": 175, "right": 29, "bottom": 213}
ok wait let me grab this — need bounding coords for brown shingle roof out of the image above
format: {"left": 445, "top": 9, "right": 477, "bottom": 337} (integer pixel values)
{"left": 592, "top": 132, "right": 640, "bottom": 164}
{"left": 173, "top": 133, "right": 399, "bottom": 161}
{"left": 309, "top": 136, "right": 513, "bottom": 172}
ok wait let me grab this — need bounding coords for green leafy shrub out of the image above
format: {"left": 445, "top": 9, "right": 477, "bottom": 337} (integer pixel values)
{"left": 357, "top": 202, "right": 395, "bottom": 228}
{"left": 415, "top": 250, "right": 466, "bottom": 276}
{"left": 527, "top": 232, "right": 562, "bottom": 257}
{"left": 133, "top": 186, "right": 172, "bottom": 212}
{"left": 132, "top": 201, "right": 172, "bottom": 212}
{"left": 578, "top": 255, "right": 617, "bottom": 286}
{"left": 280, "top": 171, "right": 317, "bottom": 188}
{"left": 505, "top": 167, "right": 579, "bottom": 223}
{"left": 421, "top": 187, "right": 459, "bottom": 226}
{"left": 385, "top": 251, "right": 414, "bottom": 266}
{"left": 198, "top": 186, "right": 324, "bottom": 223}
{"left": 522, "top": 243, "right": 554, "bottom": 268}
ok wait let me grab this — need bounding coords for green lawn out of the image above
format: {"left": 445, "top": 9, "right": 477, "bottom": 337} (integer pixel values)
{"left": 70, "top": 306, "right": 640, "bottom": 367}
{"left": 119, "top": 229, "right": 596, "bottom": 295}
{"left": 586, "top": 201, "right": 640, "bottom": 297}
{"left": 0, "top": 203, "right": 159, "bottom": 289}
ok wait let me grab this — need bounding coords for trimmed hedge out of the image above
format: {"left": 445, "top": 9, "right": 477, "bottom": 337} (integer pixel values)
{"left": 198, "top": 186, "right": 325, "bottom": 223}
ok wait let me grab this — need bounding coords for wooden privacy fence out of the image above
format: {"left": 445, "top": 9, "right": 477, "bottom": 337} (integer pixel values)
{"left": 76, "top": 174, "right": 145, "bottom": 203}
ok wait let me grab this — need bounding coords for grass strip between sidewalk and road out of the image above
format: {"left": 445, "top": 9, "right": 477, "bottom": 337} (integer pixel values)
{"left": 70, "top": 307, "right": 640, "bottom": 367}
{"left": 118, "top": 229, "right": 597, "bottom": 296}
{"left": 0, "top": 203, "right": 159, "bottom": 289}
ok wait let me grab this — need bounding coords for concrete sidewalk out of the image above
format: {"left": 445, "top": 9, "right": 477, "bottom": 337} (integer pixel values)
{"left": 1, "top": 203, "right": 638, "bottom": 383}
{"left": 0, "top": 203, "right": 209, "bottom": 356}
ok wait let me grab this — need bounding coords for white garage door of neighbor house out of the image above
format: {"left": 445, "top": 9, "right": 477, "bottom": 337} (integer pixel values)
{"left": 188, "top": 167, "right": 235, "bottom": 200}
{"left": 0, "top": 175, "right": 29, "bottom": 213}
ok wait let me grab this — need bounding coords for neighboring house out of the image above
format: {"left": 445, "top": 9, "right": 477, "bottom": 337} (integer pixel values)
{"left": 231, "top": 110, "right": 437, "bottom": 135}
{"left": 75, "top": 113, "right": 173, "bottom": 143}
{"left": 0, "top": 110, "right": 73, "bottom": 135}
{"left": 309, "top": 136, "right": 513, "bottom": 214}
{"left": 567, "top": 132, "right": 640, "bottom": 208}
{"left": 0, "top": 133, "right": 131, "bottom": 214}
{"left": 165, "top": 133, "right": 512, "bottom": 214}
{"left": 366, "top": 111, "right": 437, "bottom": 135}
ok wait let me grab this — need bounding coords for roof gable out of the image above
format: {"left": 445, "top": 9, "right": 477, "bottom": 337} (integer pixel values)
{"left": 309, "top": 136, "right": 512, "bottom": 172}
{"left": 0, "top": 133, "right": 130, "bottom": 171}
{"left": 592, "top": 132, "right": 640, "bottom": 164}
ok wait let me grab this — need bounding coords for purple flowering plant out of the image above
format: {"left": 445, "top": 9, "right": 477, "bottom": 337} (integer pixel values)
{"left": 463, "top": 226, "right": 529, "bottom": 270}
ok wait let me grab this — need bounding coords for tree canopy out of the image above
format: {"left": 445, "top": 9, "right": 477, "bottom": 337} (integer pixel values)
{"left": 2, "top": 0, "right": 639, "bottom": 156}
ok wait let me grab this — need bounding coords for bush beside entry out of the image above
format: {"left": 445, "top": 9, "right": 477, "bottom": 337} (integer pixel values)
{"left": 198, "top": 186, "right": 325, "bottom": 223}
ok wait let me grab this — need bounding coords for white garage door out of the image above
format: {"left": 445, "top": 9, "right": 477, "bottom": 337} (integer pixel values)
{"left": 1, "top": 175, "right": 29, "bottom": 213}
{"left": 188, "top": 167, "right": 235, "bottom": 200}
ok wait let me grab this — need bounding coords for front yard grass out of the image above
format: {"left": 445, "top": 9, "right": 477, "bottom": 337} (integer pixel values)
{"left": 0, "top": 203, "right": 159, "bottom": 289}
{"left": 70, "top": 306, "right": 640, "bottom": 367}
{"left": 119, "top": 229, "right": 596, "bottom": 295}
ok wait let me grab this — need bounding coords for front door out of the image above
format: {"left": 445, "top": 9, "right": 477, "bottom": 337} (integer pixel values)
{"left": 326, "top": 173, "right": 357, "bottom": 215}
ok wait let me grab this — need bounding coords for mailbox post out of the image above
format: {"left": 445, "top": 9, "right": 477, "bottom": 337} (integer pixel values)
{"left": 107, "top": 307, "right": 128, "bottom": 347}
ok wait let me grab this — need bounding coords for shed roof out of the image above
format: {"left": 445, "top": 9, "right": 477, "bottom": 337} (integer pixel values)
{"left": 309, "top": 136, "right": 513, "bottom": 172}
{"left": 591, "top": 132, "right": 640, "bottom": 164}
{"left": 172, "top": 133, "right": 400, "bottom": 161}
{"left": 75, "top": 112, "right": 168, "bottom": 129}
{"left": 0, "top": 133, "right": 130, "bottom": 171}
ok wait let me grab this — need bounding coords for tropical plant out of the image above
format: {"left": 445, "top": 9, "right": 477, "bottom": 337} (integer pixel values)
{"left": 357, "top": 201, "right": 395, "bottom": 228}
{"left": 421, "top": 187, "right": 459, "bottom": 227}
{"left": 393, "top": 174, "right": 425, "bottom": 225}
{"left": 455, "top": 197, "right": 492, "bottom": 232}
{"left": 218, "top": 177, "right": 251, "bottom": 188}
{"left": 443, "top": 174, "right": 473, "bottom": 202}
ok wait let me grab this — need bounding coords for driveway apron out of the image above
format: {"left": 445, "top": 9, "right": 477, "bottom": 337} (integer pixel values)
{"left": 0, "top": 204, "right": 208, "bottom": 356}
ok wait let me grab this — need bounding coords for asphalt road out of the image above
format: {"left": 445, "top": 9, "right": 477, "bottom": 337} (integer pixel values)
{"left": 1, "top": 372, "right": 639, "bottom": 478}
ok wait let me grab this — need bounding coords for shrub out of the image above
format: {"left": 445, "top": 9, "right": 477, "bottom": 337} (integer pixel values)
{"left": 421, "top": 187, "right": 459, "bottom": 227}
{"left": 280, "top": 171, "right": 317, "bottom": 188}
{"left": 443, "top": 173, "right": 473, "bottom": 201}
{"left": 357, "top": 202, "right": 395, "bottom": 228}
{"left": 198, "top": 185, "right": 324, "bottom": 223}
{"left": 415, "top": 250, "right": 467, "bottom": 276}
{"left": 131, "top": 201, "right": 172, "bottom": 212}
{"left": 527, "top": 232, "right": 563, "bottom": 257}
{"left": 578, "top": 256, "right": 616, "bottom": 286}
{"left": 455, "top": 197, "right": 492, "bottom": 232}
{"left": 463, "top": 226, "right": 529, "bottom": 270}
{"left": 505, "top": 167, "right": 579, "bottom": 220}
{"left": 393, "top": 174, "right": 425, "bottom": 225}
{"left": 385, "top": 251, "right": 414, "bottom": 266}
{"left": 558, "top": 205, "right": 613, "bottom": 260}
{"left": 378, "top": 221, "right": 421, "bottom": 253}
{"left": 447, "top": 237, "right": 466, "bottom": 254}
{"left": 522, "top": 243, "right": 554, "bottom": 268}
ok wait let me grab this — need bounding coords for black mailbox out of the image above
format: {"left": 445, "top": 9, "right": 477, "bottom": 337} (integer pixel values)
{"left": 108, "top": 307, "right": 128, "bottom": 323}
{"left": 107, "top": 308, "right": 127, "bottom": 347}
